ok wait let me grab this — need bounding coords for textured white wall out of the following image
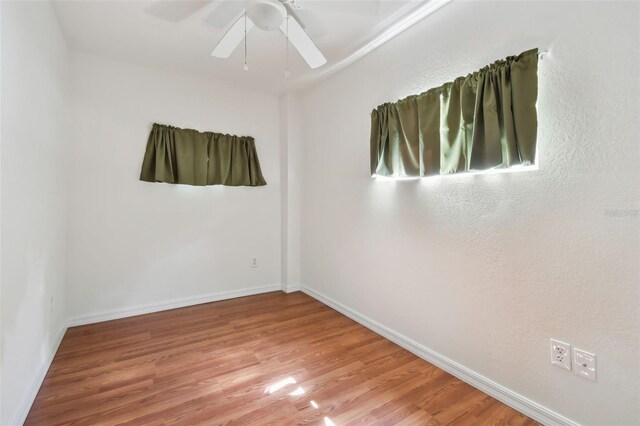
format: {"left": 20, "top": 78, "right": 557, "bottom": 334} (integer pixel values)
{"left": 66, "top": 52, "right": 281, "bottom": 320}
{"left": 0, "top": 1, "right": 70, "bottom": 423}
{"left": 280, "top": 95, "right": 303, "bottom": 291}
{"left": 0, "top": 3, "right": 3, "bottom": 422}
{"left": 295, "top": 1, "right": 639, "bottom": 425}
{"left": 286, "top": 95, "right": 303, "bottom": 289}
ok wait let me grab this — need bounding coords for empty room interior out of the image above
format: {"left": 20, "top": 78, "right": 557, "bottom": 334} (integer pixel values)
{"left": 1, "top": 0, "right": 639, "bottom": 425}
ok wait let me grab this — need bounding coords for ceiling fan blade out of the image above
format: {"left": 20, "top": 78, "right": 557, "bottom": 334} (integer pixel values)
{"left": 211, "top": 15, "right": 254, "bottom": 58}
{"left": 283, "top": 4, "right": 328, "bottom": 39}
{"left": 280, "top": 16, "right": 326, "bottom": 69}
{"left": 203, "top": 1, "right": 245, "bottom": 29}
{"left": 296, "top": 0, "right": 380, "bottom": 16}
{"left": 146, "top": 0, "right": 212, "bottom": 22}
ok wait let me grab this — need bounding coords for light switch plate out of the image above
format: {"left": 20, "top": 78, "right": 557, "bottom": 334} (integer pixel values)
{"left": 573, "top": 348, "right": 596, "bottom": 382}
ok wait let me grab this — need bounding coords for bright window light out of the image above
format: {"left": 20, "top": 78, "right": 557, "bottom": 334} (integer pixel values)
{"left": 373, "top": 174, "right": 420, "bottom": 181}
{"left": 373, "top": 163, "right": 538, "bottom": 182}
{"left": 423, "top": 164, "right": 539, "bottom": 180}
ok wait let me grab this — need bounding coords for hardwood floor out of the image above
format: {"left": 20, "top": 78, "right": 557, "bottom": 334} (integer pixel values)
{"left": 26, "top": 292, "right": 538, "bottom": 425}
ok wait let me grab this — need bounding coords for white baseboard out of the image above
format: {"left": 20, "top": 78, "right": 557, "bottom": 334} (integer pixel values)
{"left": 67, "top": 284, "right": 282, "bottom": 327}
{"left": 13, "top": 325, "right": 68, "bottom": 426}
{"left": 282, "top": 284, "right": 301, "bottom": 293}
{"left": 300, "top": 285, "right": 579, "bottom": 426}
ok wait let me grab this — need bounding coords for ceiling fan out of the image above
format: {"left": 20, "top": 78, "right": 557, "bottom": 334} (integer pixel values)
{"left": 146, "top": 0, "right": 381, "bottom": 71}
{"left": 214, "top": 0, "right": 326, "bottom": 70}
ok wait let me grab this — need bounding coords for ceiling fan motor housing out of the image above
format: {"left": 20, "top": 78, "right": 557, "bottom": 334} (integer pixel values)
{"left": 246, "top": 0, "right": 286, "bottom": 31}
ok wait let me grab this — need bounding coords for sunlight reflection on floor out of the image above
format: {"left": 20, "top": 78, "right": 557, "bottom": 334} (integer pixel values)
{"left": 288, "top": 386, "right": 306, "bottom": 396}
{"left": 265, "top": 376, "right": 336, "bottom": 424}
{"left": 264, "top": 376, "right": 296, "bottom": 394}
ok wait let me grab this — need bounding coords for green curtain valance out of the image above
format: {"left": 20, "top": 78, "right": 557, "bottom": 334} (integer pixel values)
{"left": 140, "top": 123, "right": 267, "bottom": 186}
{"left": 371, "top": 48, "right": 539, "bottom": 177}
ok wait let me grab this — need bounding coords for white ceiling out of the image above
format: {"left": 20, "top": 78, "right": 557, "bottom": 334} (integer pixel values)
{"left": 52, "top": 0, "right": 435, "bottom": 94}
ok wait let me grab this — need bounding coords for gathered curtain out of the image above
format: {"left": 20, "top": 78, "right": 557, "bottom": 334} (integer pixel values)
{"left": 371, "top": 48, "right": 539, "bottom": 177}
{"left": 140, "top": 123, "right": 267, "bottom": 186}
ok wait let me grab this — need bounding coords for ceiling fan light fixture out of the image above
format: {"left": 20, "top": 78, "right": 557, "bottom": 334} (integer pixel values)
{"left": 246, "top": 0, "right": 286, "bottom": 31}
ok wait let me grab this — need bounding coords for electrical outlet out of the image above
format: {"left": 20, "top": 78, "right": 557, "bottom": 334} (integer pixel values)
{"left": 251, "top": 257, "right": 258, "bottom": 268}
{"left": 573, "top": 348, "right": 596, "bottom": 382}
{"left": 550, "top": 339, "right": 571, "bottom": 371}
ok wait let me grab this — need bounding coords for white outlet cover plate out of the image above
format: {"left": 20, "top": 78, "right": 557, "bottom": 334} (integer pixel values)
{"left": 573, "top": 348, "right": 597, "bottom": 382}
{"left": 550, "top": 339, "right": 572, "bottom": 371}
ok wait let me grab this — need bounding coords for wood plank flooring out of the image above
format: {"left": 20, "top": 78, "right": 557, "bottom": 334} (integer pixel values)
{"left": 26, "top": 291, "right": 538, "bottom": 425}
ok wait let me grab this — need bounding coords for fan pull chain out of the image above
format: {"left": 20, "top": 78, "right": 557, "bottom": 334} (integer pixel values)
{"left": 243, "top": 12, "right": 248, "bottom": 71}
{"left": 284, "top": 15, "right": 290, "bottom": 77}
